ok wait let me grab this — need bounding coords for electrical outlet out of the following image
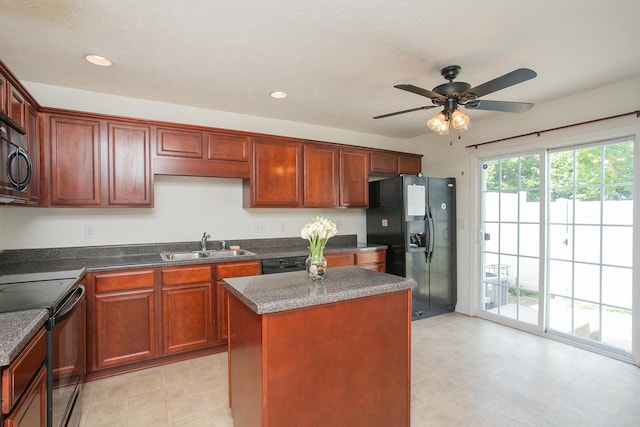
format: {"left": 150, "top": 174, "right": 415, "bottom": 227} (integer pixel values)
{"left": 84, "top": 225, "right": 95, "bottom": 239}
{"left": 255, "top": 221, "right": 266, "bottom": 234}
{"left": 279, "top": 222, "right": 287, "bottom": 233}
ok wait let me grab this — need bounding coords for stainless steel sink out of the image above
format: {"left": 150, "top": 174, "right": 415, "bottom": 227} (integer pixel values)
{"left": 160, "top": 249, "right": 256, "bottom": 261}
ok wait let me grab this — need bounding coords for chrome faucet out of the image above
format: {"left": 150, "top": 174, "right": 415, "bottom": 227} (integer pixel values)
{"left": 201, "top": 232, "right": 210, "bottom": 252}
{"left": 220, "top": 240, "right": 226, "bottom": 250}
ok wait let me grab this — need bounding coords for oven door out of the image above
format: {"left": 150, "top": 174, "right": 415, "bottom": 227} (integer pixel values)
{"left": 49, "top": 285, "right": 86, "bottom": 427}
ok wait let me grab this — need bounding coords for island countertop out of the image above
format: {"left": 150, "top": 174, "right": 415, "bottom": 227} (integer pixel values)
{"left": 222, "top": 266, "right": 416, "bottom": 315}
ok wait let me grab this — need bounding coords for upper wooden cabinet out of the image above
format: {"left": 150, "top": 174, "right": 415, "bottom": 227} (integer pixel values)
{"left": 303, "top": 143, "right": 339, "bottom": 208}
{"left": 154, "top": 125, "right": 250, "bottom": 178}
{"left": 247, "top": 137, "right": 303, "bottom": 207}
{"left": 25, "top": 105, "right": 40, "bottom": 206}
{"left": 339, "top": 148, "right": 369, "bottom": 207}
{"left": 41, "top": 110, "right": 153, "bottom": 207}
{"left": 107, "top": 121, "right": 153, "bottom": 206}
{"left": 370, "top": 151, "right": 422, "bottom": 176}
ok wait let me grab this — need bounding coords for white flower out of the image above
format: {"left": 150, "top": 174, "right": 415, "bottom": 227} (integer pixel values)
{"left": 301, "top": 216, "right": 338, "bottom": 256}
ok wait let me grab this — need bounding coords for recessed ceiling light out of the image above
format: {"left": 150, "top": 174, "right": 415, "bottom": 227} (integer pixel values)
{"left": 84, "top": 54, "right": 112, "bottom": 67}
{"left": 269, "top": 91, "right": 287, "bottom": 99}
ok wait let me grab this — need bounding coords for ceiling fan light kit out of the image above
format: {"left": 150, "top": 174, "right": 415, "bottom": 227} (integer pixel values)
{"left": 374, "top": 65, "right": 537, "bottom": 136}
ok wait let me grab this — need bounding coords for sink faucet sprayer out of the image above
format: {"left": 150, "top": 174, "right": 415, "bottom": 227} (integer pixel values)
{"left": 201, "top": 232, "right": 210, "bottom": 252}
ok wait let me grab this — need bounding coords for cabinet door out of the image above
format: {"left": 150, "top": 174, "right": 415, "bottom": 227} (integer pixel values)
{"left": 355, "top": 249, "right": 386, "bottom": 272}
{"left": 156, "top": 127, "right": 203, "bottom": 159}
{"left": 369, "top": 152, "right": 398, "bottom": 176}
{"left": 91, "top": 270, "right": 156, "bottom": 369}
{"left": 207, "top": 133, "right": 249, "bottom": 162}
{"left": 7, "top": 83, "right": 26, "bottom": 129}
{"left": 4, "top": 365, "right": 46, "bottom": 427}
{"left": 250, "top": 137, "right": 303, "bottom": 207}
{"left": 48, "top": 115, "right": 103, "bottom": 206}
{"left": 0, "top": 73, "right": 7, "bottom": 115}
{"left": 339, "top": 148, "right": 369, "bottom": 207}
{"left": 324, "top": 252, "right": 354, "bottom": 268}
{"left": 216, "top": 261, "right": 261, "bottom": 343}
{"left": 107, "top": 122, "right": 153, "bottom": 206}
{"left": 398, "top": 154, "right": 422, "bottom": 175}
{"left": 26, "top": 105, "right": 39, "bottom": 205}
{"left": 303, "top": 143, "right": 338, "bottom": 207}
{"left": 160, "top": 266, "right": 213, "bottom": 354}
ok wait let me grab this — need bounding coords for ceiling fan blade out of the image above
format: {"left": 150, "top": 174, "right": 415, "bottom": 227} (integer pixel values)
{"left": 464, "top": 68, "right": 537, "bottom": 98}
{"left": 464, "top": 100, "right": 534, "bottom": 113}
{"left": 394, "top": 84, "right": 446, "bottom": 101}
{"left": 373, "top": 105, "right": 437, "bottom": 119}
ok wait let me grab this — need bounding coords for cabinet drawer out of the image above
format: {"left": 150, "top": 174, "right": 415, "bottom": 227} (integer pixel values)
{"left": 156, "top": 127, "right": 203, "bottom": 158}
{"left": 217, "top": 261, "right": 261, "bottom": 278}
{"left": 355, "top": 250, "right": 385, "bottom": 265}
{"left": 324, "top": 252, "right": 354, "bottom": 267}
{"left": 95, "top": 270, "right": 155, "bottom": 293}
{"left": 1, "top": 327, "right": 46, "bottom": 414}
{"left": 161, "top": 266, "right": 211, "bottom": 286}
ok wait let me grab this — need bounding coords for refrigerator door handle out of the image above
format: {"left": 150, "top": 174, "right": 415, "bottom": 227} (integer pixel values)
{"left": 426, "top": 208, "right": 435, "bottom": 262}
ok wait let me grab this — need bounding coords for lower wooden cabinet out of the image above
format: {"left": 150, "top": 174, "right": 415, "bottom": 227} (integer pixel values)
{"left": 90, "top": 269, "right": 157, "bottom": 370}
{"left": 3, "top": 365, "right": 46, "bottom": 427}
{"left": 160, "top": 265, "right": 214, "bottom": 354}
{"left": 325, "top": 249, "right": 386, "bottom": 272}
{"left": 215, "top": 261, "right": 261, "bottom": 343}
{"left": 1, "top": 328, "right": 46, "bottom": 427}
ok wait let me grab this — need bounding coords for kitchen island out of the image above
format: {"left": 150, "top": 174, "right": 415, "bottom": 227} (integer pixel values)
{"left": 223, "top": 266, "right": 415, "bottom": 427}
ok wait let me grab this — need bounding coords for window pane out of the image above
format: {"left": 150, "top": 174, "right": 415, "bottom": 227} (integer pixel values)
{"left": 520, "top": 191, "right": 540, "bottom": 222}
{"left": 549, "top": 296, "right": 572, "bottom": 333}
{"left": 500, "top": 192, "right": 518, "bottom": 222}
{"left": 549, "top": 224, "right": 572, "bottom": 260}
{"left": 604, "top": 142, "right": 634, "bottom": 184}
{"left": 576, "top": 146, "right": 602, "bottom": 186}
{"left": 519, "top": 224, "right": 539, "bottom": 257}
{"left": 500, "top": 158, "right": 519, "bottom": 190}
{"left": 574, "top": 301, "right": 600, "bottom": 341}
{"left": 602, "top": 226, "right": 632, "bottom": 267}
{"left": 602, "top": 307, "right": 632, "bottom": 351}
{"left": 500, "top": 223, "right": 518, "bottom": 255}
{"left": 483, "top": 222, "right": 500, "bottom": 253}
{"left": 601, "top": 266, "right": 632, "bottom": 309}
{"left": 574, "top": 262, "right": 600, "bottom": 303}
{"left": 519, "top": 256, "right": 539, "bottom": 292}
{"left": 483, "top": 161, "right": 500, "bottom": 191}
{"left": 603, "top": 196, "right": 633, "bottom": 225}
{"left": 549, "top": 260, "right": 572, "bottom": 297}
{"left": 483, "top": 192, "right": 500, "bottom": 222}
{"left": 520, "top": 155, "right": 540, "bottom": 189}
{"left": 574, "top": 225, "right": 600, "bottom": 264}
{"left": 550, "top": 151, "right": 574, "bottom": 188}
{"left": 575, "top": 196, "right": 600, "bottom": 224}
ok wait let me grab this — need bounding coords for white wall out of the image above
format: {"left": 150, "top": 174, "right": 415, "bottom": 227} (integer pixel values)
{"left": 0, "top": 83, "right": 416, "bottom": 250}
{"left": 408, "top": 76, "right": 640, "bottom": 317}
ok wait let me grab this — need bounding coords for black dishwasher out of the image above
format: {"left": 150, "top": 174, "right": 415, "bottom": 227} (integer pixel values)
{"left": 261, "top": 255, "right": 307, "bottom": 274}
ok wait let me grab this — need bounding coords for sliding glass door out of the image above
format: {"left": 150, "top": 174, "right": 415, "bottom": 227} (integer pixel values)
{"left": 547, "top": 138, "right": 634, "bottom": 354}
{"left": 480, "top": 137, "right": 634, "bottom": 356}
{"left": 480, "top": 154, "right": 542, "bottom": 325}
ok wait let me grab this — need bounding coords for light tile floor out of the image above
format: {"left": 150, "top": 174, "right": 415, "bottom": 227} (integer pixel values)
{"left": 79, "top": 313, "right": 640, "bottom": 426}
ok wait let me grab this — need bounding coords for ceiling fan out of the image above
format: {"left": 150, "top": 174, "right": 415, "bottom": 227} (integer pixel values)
{"left": 373, "top": 65, "right": 537, "bottom": 134}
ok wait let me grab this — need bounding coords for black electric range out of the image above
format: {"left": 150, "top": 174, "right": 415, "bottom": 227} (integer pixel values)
{"left": 0, "top": 270, "right": 83, "bottom": 313}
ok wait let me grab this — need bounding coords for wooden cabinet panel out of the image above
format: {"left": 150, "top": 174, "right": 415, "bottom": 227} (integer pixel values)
{"left": 48, "top": 115, "right": 102, "bottom": 206}
{"left": 324, "top": 252, "right": 354, "bottom": 268}
{"left": 250, "top": 138, "right": 303, "bottom": 207}
{"left": 4, "top": 365, "right": 46, "bottom": 427}
{"left": 156, "top": 127, "right": 203, "bottom": 158}
{"left": 370, "top": 151, "right": 398, "bottom": 175}
{"left": 0, "top": 73, "right": 7, "bottom": 115}
{"left": 7, "top": 83, "right": 26, "bottom": 129}
{"left": 398, "top": 154, "right": 422, "bottom": 175}
{"left": 94, "top": 270, "right": 154, "bottom": 293}
{"left": 92, "top": 269, "right": 157, "bottom": 369}
{"left": 107, "top": 122, "right": 153, "bottom": 206}
{"left": 1, "top": 328, "right": 45, "bottom": 414}
{"left": 94, "top": 290, "right": 157, "bottom": 368}
{"left": 162, "top": 284, "right": 213, "bottom": 354}
{"left": 207, "top": 133, "right": 249, "bottom": 162}
{"left": 160, "top": 265, "right": 214, "bottom": 354}
{"left": 25, "top": 105, "right": 39, "bottom": 205}
{"left": 339, "top": 148, "right": 369, "bottom": 207}
{"left": 216, "top": 261, "right": 261, "bottom": 343}
{"left": 355, "top": 249, "right": 386, "bottom": 272}
{"left": 303, "top": 143, "right": 338, "bottom": 207}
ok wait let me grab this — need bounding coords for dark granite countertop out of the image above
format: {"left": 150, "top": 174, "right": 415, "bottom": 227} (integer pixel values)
{"left": 0, "top": 235, "right": 385, "bottom": 276}
{"left": 223, "top": 266, "right": 415, "bottom": 314}
{"left": 0, "top": 235, "right": 386, "bottom": 366}
{"left": 0, "top": 309, "right": 48, "bottom": 366}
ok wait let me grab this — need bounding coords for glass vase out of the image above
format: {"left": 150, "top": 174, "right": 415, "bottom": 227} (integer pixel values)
{"left": 306, "top": 251, "right": 327, "bottom": 280}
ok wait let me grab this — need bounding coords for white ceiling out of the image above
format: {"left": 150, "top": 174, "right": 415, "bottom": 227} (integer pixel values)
{"left": 1, "top": 0, "right": 639, "bottom": 139}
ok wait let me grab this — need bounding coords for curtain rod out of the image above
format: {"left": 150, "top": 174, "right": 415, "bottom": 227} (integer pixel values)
{"left": 466, "top": 110, "right": 640, "bottom": 149}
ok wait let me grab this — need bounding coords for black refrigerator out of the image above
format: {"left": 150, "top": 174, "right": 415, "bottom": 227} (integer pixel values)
{"left": 367, "top": 175, "right": 457, "bottom": 319}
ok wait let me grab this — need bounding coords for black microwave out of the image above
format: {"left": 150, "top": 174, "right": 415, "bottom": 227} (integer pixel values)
{"left": 0, "top": 116, "right": 31, "bottom": 204}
